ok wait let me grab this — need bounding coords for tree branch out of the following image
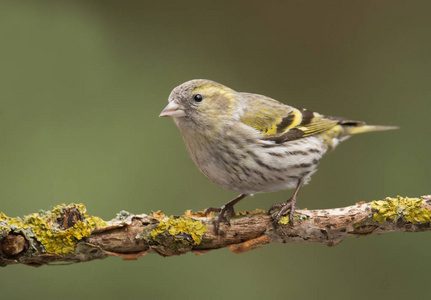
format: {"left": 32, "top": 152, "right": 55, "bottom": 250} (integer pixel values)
{"left": 1, "top": 195, "right": 430, "bottom": 267}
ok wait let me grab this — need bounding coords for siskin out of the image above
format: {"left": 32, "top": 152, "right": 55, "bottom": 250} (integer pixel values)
{"left": 160, "top": 79, "right": 397, "bottom": 232}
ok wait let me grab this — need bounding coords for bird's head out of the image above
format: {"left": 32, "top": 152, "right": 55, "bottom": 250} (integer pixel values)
{"left": 160, "top": 79, "right": 238, "bottom": 130}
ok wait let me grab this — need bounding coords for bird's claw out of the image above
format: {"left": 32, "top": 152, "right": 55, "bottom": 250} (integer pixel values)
{"left": 204, "top": 204, "right": 235, "bottom": 234}
{"left": 269, "top": 200, "right": 297, "bottom": 226}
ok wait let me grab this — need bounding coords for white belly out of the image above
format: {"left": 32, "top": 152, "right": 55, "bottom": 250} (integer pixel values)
{"left": 186, "top": 135, "right": 326, "bottom": 194}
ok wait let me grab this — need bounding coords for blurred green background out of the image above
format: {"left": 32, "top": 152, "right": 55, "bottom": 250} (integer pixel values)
{"left": 1, "top": 1, "right": 430, "bottom": 299}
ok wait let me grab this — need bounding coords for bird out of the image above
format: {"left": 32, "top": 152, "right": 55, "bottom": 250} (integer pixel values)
{"left": 159, "top": 79, "right": 397, "bottom": 232}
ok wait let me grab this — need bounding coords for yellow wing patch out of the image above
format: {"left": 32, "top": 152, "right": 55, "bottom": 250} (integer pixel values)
{"left": 238, "top": 93, "right": 351, "bottom": 143}
{"left": 241, "top": 105, "right": 338, "bottom": 142}
{"left": 297, "top": 113, "right": 339, "bottom": 137}
{"left": 241, "top": 108, "right": 302, "bottom": 136}
{"left": 251, "top": 109, "right": 280, "bottom": 135}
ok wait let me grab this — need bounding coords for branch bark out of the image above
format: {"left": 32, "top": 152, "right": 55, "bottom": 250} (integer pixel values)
{"left": 1, "top": 195, "right": 430, "bottom": 267}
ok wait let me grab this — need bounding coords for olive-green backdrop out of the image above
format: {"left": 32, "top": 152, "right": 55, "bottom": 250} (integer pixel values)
{"left": 1, "top": 1, "right": 430, "bottom": 299}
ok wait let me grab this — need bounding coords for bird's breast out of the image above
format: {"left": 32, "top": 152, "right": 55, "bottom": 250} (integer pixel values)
{"left": 181, "top": 129, "right": 327, "bottom": 194}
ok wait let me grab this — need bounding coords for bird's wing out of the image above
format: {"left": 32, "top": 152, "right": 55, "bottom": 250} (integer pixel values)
{"left": 239, "top": 93, "right": 362, "bottom": 143}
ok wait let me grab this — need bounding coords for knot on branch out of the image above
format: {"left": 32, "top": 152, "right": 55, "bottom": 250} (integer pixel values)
{"left": 1, "top": 234, "right": 28, "bottom": 258}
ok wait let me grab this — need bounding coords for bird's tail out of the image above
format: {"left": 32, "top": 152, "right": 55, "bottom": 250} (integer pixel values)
{"left": 343, "top": 125, "right": 399, "bottom": 136}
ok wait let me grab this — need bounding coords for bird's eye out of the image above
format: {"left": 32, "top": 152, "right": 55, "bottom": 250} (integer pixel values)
{"left": 193, "top": 94, "right": 203, "bottom": 102}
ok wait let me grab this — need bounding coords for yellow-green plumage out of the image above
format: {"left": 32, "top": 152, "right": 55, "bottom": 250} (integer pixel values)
{"left": 160, "top": 79, "right": 397, "bottom": 230}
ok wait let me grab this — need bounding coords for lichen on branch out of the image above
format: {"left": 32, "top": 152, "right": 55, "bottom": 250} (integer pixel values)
{"left": 371, "top": 196, "right": 431, "bottom": 224}
{"left": 0, "top": 203, "right": 106, "bottom": 256}
{"left": 0, "top": 195, "right": 430, "bottom": 267}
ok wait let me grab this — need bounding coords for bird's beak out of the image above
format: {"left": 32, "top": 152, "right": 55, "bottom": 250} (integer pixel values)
{"left": 159, "top": 101, "right": 186, "bottom": 118}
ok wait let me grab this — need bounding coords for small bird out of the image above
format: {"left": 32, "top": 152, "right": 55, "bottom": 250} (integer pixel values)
{"left": 160, "top": 79, "right": 397, "bottom": 232}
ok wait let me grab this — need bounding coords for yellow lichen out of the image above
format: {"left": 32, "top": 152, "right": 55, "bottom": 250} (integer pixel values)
{"left": 278, "top": 216, "right": 290, "bottom": 225}
{"left": 0, "top": 212, "right": 9, "bottom": 222}
{"left": 0, "top": 203, "right": 107, "bottom": 255}
{"left": 371, "top": 196, "right": 431, "bottom": 224}
{"left": 278, "top": 212, "right": 309, "bottom": 224}
{"left": 151, "top": 216, "right": 207, "bottom": 245}
{"left": 86, "top": 215, "right": 108, "bottom": 229}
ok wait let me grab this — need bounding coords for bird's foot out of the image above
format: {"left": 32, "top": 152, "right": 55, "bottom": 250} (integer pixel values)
{"left": 204, "top": 203, "right": 236, "bottom": 234}
{"left": 268, "top": 199, "right": 297, "bottom": 226}
{"left": 204, "top": 194, "right": 248, "bottom": 234}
